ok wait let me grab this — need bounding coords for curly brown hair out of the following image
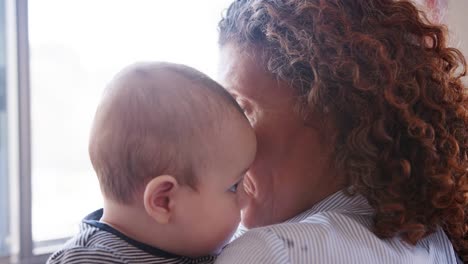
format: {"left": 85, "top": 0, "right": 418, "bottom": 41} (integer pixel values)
{"left": 219, "top": 0, "right": 468, "bottom": 261}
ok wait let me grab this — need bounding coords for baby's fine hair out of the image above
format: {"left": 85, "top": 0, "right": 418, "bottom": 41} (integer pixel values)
{"left": 89, "top": 62, "right": 244, "bottom": 204}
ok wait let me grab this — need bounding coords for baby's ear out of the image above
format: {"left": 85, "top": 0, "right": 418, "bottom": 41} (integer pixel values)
{"left": 143, "top": 175, "right": 179, "bottom": 224}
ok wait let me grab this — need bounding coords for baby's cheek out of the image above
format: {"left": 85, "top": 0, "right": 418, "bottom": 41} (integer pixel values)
{"left": 227, "top": 206, "right": 242, "bottom": 236}
{"left": 205, "top": 217, "right": 237, "bottom": 254}
{"left": 218, "top": 212, "right": 241, "bottom": 249}
{"left": 221, "top": 204, "right": 241, "bottom": 235}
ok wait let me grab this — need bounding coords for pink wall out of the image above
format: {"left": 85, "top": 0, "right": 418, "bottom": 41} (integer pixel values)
{"left": 447, "top": 1, "right": 468, "bottom": 84}
{"left": 413, "top": 0, "right": 467, "bottom": 83}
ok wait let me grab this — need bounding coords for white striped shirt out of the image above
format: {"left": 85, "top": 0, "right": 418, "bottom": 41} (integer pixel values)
{"left": 47, "top": 209, "right": 215, "bottom": 264}
{"left": 216, "top": 189, "right": 461, "bottom": 264}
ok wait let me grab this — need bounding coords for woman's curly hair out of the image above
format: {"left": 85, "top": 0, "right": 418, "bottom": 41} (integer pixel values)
{"left": 219, "top": 0, "right": 468, "bottom": 260}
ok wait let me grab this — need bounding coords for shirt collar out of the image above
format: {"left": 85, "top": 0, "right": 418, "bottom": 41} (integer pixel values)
{"left": 81, "top": 209, "right": 216, "bottom": 262}
{"left": 286, "top": 188, "right": 374, "bottom": 223}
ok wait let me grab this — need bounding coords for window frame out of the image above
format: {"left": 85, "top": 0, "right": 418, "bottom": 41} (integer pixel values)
{"left": 1, "top": 0, "right": 54, "bottom": 263}
{"left": 0, "top": 62, "right": 10, "bottom": 258}
{"left": 0, "top": 0, "right": 8, "bottom": 257}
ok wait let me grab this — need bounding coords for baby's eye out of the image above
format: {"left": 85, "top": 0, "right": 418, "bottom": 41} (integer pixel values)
{"left": 228, "top": 180, "right": 242, "bottom": 193}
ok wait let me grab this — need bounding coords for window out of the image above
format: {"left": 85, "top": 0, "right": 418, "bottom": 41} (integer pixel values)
{"left": 28, "top": 0, "right": 232, "bottom": 254}
{"left": 0, "top": 0, "right": 233, "bottom": 263}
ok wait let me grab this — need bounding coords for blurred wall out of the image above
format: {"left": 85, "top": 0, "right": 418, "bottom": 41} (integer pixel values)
{"left": 447, "top": 0, "right": 468, "bottom": 83}
{"left": 447, "top": 1, "right": 468, "bottom": 56}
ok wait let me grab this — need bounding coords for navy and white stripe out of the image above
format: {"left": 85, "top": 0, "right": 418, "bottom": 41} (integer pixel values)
{"left": 216, "top": 189, "right": 461, "bottom": 264}
{"left": 47, "top": 210, "right": 215, "bottom": 264}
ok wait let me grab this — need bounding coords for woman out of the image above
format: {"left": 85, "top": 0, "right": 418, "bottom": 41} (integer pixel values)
{"left": 216, "top": 0, "right": 467, "bottom": 263}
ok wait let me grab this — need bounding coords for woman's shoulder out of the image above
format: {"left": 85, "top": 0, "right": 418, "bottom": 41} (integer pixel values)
{"left": 252, "top": 210, "right": 374, "bottom": 248}
{"left": 216, "top": 211, "right": 371, "bottom": 263}
{"left": 216, "top": 212, "right": 457, "bottom": 264}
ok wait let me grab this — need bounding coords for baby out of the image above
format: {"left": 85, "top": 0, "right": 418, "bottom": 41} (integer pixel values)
{"left": 47, "top": 62, "right": 256, "bottom": 263}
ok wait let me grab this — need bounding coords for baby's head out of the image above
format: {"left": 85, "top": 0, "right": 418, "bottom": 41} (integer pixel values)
{"left": 88, "top": 62, "right": 256, "bottom": 257}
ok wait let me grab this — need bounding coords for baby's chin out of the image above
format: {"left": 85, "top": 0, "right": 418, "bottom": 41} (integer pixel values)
{"left": 210, "top": 246, "right": 224, "bottom": 255}
{"left": 204, "top": 228, "right": 239, "bottom": 256}
{"left": 208, "top": 238, "right": 232, "bottom": 256}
